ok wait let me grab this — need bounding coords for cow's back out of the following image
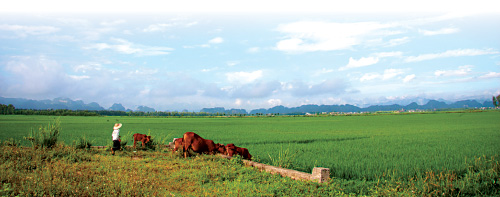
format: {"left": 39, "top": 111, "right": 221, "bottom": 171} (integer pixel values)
{"left": 134, "top": 133, "right": 147, "bottom": 141}
{"left": 183, "top": 132, "right": 209, "bottom": 153}
{"left": 239, "top": 147, "right": 252, "bottom": 160}
{"left": 204, "top": 139, "right": 217, "bottom": 153}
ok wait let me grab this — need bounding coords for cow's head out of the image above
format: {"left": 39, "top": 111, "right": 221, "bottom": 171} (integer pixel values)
{"left": 216, "top": 143, "right": 226, "bottom": 154}
{"left": 173, "top": 138, "right": 184, "bottom": 152}
{"left": 225, "top": 143, "right": 237, "bottom": 156}
{"left": 145, "top": 136, "right": 151, "bottom": 144}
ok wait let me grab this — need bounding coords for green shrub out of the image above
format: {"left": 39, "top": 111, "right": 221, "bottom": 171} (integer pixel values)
{"left": 268, "top": 143, "right": 298, "bottom": 168}
{"left": 73, "top": 135, "right": 93, "bottom": 149}
{"left": 24, "top": 118, "right": 61, "bottom": 149}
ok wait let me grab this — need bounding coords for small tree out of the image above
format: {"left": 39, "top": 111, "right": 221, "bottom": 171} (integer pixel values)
{"left": 497, "top": 95, "right": 500, "bottom": 107}
{"left": 493, "top": 95, "right": 500, "bottom": 108}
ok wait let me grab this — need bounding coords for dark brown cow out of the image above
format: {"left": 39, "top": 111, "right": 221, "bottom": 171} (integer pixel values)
{"left": 216, "top": 143, "right": 226, "bottom": 154}
{"left": 133, "top": 133, "right": 151, "bottom": 149}
{"left": 172, "top": 138, "right": 184, "bottom": 153}
{"left": 225, "top": 143, "right": 252, "bottom": 160}
{"left": 236, "top": 147, "right": 252, "bottom": 160}
{"left": 225, "top": 143, "right": 237, "bottom": 157}
{"left": 182, "top": 132, "right": 219, "bottom": 158}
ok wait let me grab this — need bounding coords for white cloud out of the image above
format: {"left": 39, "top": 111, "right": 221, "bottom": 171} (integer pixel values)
{"left": 373, "top": 51, "right": 403, "bottom": 58}
{"left": 313, "top": 68, "right": 335, "bottom": 76}
{"left": 386, "top": 37, "right": 409, "bottom": 47}
{"left": 383, "top": 69, "right": 404, "bottom": 80}
{"left": 340, "top": 51, "right": 403, "bottom": 71}
{"left": 0, "top": 24, "right": 59, "bottom": 37}
{"left": 340, "top": 57, "right": 379, "bottom": 71}
{"left": 4, "top": 1, "right": 499, "bottom": 14}
{"left": 209, "top": 37, "right": 224, "bottom": 44}
{"left": 234, "top": 99, "right": 242, "bottom": 106}
{"left": 143, "top": 21, "right": 198, "bottom": 32}
{"left": 100, "top": 19, "right": 126, "bottom": 26}
{"left": 226, "top": 61, "right": 239, "bottom": 66}
{"left": 360, "top": 69, "right": 404, "bottom": 81}
{"left": 479, "top": 72, "right": 500, "bottom": 79}
{"left": 360, "top": 73, "right": 380, "bottom": 82}
{"left": 129, "top": 68, "right": 159, "bottom": 76}
{"left": 69, "top": 75, "right": 90, "bottom": 80}
{"left": 143, "top": 23, "right": 173, "bottom": 32}
{"left": 405, "top": 48, "right": 499, "bottom": 62}
{"left": 183, "top": 37, "right": 224, "bottom": 48}
{"left": 267, "top": 99, "right": 282, "bottom": 106}
{"left": 85, "top": 38, "right": 173, "bottom": 56}
{"left": 226, "top": 70, "right": 263, "bottom": 84}
{"left": 403, "top": 74, "right": 416, "bottom": 83}
{"left": 4, "top": 56, "right": 67, "bottom": 96}
{"left": 230, "top": 81, "right": 282, "bottom": 98}
{"left": 275, "top": 21, "right": 396, "bottom": 53}
{"left": 288, "top": 79, "right": 349, "bottom": 96}
{"left": 74, "top": 62, "right": 102, "bottom": 73}
{"left": 419, "top": 27, "right": 459, "bottom": 36}
{"left": 434, "top": 65, "right": 473, "bottom": 77}
{"left": 247, "top": 47, "right": 260, "bottom": 53}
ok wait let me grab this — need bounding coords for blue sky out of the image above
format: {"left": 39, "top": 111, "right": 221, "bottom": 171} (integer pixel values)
{"left": 1, "top": 1, "right": 499, "bottom": 111}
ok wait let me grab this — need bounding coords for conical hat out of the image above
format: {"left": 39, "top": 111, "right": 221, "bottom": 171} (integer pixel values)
{"left": 113, "top": 123, "right": 122, "bottom": 130}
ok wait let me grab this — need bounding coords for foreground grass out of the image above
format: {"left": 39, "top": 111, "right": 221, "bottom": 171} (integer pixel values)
{"left": 1, "top": 111, "right": 499, "bottom": 182}
{"left": 1, "top": 145, "right": 499, "bottom": 196}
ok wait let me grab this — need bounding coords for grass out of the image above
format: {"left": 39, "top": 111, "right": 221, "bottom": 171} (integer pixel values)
{"left": 0, "top": 145, "right": 344, "bottom": 196}
{"left": 0, "top": 144, "right": 498, "bottom": 196}
{"left": 0, "top": 110, "right": 499, "bottom": 182}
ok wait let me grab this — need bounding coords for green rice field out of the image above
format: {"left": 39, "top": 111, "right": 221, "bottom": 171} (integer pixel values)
{"left": 1, "top": 111, "right": 499, "bottom": 181}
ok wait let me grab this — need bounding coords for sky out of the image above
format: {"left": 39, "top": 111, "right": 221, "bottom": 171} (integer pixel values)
{"left": 1, "top": 1, "right": 499, "bottom": 111}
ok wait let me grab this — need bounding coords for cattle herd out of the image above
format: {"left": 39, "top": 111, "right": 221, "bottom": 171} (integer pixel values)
{"left": 172, "top": 132, "right": 252, "bottom": 160}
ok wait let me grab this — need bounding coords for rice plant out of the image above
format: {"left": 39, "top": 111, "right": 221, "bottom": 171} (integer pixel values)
{"left": 267, "top": 143, "right": 298, "bottom": 168}
{"left": 73, "top": 134, "right": 93, "bottom": 149}
{"left": 24, "top": 117, "right": 61, "bottom": 149}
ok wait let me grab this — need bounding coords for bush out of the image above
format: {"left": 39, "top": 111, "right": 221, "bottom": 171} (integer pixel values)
{"left": 25, "top": 118, "right": 61, "bottom": 149}
{"left": 73, "top": 135, "right": 93, "bottom": 149}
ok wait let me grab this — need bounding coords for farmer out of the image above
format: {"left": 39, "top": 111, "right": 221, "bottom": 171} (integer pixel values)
{"left": 111, "top": 123, "right": 122, "bottom": 155}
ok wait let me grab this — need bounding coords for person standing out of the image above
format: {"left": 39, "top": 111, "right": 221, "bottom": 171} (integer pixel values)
{"left": 111, "top": 123, "right": 122, "bottom": 155}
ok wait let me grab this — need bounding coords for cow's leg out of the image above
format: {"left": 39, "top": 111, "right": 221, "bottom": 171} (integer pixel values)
{"left": 184, "top": 148, "right": 189, "bottom": 158}
{"left": 133, "top": 140, "right": 137, "bottom": 149}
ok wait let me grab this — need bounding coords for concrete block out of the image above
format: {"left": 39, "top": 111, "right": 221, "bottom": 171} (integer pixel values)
{"left": 312, "top": 167, "right": 330, "bottom": 183}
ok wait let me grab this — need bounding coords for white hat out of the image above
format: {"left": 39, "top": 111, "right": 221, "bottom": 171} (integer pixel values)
{"left": 113, "top": 123, "right": 122, "bottom": 130}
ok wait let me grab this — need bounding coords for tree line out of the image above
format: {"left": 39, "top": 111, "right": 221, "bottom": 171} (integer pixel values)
{"left": 0, "top": 104, "right": 15, "bottom": 115}
{"left": 0, "top": 104, "right": 251, "bottom": 117}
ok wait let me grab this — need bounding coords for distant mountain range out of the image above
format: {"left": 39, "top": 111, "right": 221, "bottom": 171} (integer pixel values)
{"left": 203, "top": 99, "right": 494, "bottom": 115}
{"left": 245, "top": 100, "right": 493, "bottom": 115}
{"left": 0, "top": 97, "right": 494, "bottom": 115}
{"left": 0, "top": 97, "right": 153, "bottom": 112}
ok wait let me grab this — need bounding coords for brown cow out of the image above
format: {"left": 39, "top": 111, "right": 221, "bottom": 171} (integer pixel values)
{"left": 133, "top": 133, "right": 151, "bottom": 149}
{"left": 236, "top": 147, "right": 252, "bottom": 160}
{"left": 216, "top": 143, "right": 226, "bottom": 154}
{"left": 225, "top": 143, "right": 238, "bottom": 157}
{"left": 225, "top": 143, "right": 252, "bottom": 160}
{"left": 172, "top": 138, "right": 183, "bottom": 153}
{"left": 182, "top": 132, "right": 219, "bottom": 158}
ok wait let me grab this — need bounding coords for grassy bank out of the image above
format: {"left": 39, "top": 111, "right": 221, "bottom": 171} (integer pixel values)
{"left": 0, "top": 144, "right": 498, "bottom": 196}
